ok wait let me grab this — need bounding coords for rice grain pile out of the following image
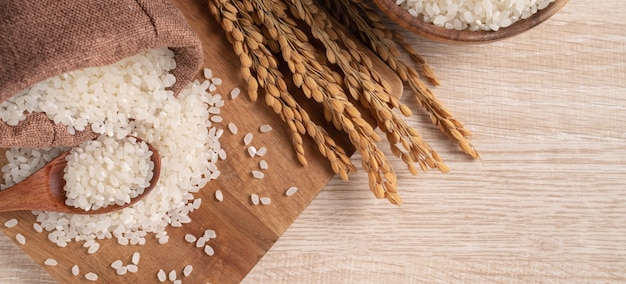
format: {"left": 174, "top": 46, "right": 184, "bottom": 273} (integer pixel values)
{"left": 0, "top": 48, "right": 224, "bottom": 247}
{"left": 63, "top": 136, "right": 154, "bottom": 211}
{"left": 396, "top": 0, "right": 556, "bottom": 31}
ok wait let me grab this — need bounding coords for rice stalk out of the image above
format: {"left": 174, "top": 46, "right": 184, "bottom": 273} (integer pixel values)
{"left": 207, "top": 0, "right": 479, "bottom": 204}
{"left": 208, "top": 0, "right": 356, "bottom": 180}
{"left": 327, "top": 0, "right": 478, "bottom": 158}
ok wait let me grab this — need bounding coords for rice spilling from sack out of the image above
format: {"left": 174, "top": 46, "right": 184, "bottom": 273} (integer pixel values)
{"left": 63, "top": 136, "right": 154, "bottom": 211}
{"left": 396, "top": 0, "right": 556, "bottom": 31}
{"left": 0, "top": 48, "right": 223, "bottom": 246}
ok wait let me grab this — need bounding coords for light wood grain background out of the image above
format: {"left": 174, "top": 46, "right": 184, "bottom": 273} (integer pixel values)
{"left": 2, "top": 0, "right": 626, "bottom": 282}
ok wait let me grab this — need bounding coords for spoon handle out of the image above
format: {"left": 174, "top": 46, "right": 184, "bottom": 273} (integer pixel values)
{"left": 0, "top": 167, "right": 56, "bottom": 212}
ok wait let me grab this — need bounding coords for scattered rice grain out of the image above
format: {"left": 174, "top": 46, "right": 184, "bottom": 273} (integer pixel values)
{"left": 157, "top": 269, "right": 167, "bottom": 282}
{"left": 4, "top": 219, "right": 17, "bottom": 228}
{"left": 15, "top": 233, "right": 26, "bottom": 245}
{"left": 227, "top": 122, "right": 238, "bottom": 134}
{"left": 116, "top": 266, "right": 128, "bottom": 276}
{"left": 203, "top": 229, "right": 217, "bottom": 239}
{"left": 71, "top": 265, "right": 80, "bottom": 276}
{"left": 215, "top": 189, "right": 224, "bottom": 202}
{"left": 252, "top": 170, "right": 264, "bottom": 179}
{"left": 132, "top": 252, "right": 141, "bottom": 265}
{"left": 260, "top": 197, "right": 272, "bottom": 205}
{"left": 85, "top": 272, "right": 98, "bottom": 281}
{"left": 256, "top": 147, "right": 267, "bottom": 157}
{"left": 204, "top": 245, "right": 215, "bottom": 256}
{"left": 127, "top": 264, "right": 138, "bottom": 273}
{"left": 185, "top": 234, "right": 197, "bottom": 243}
{"left": 183, "top": 264, "right": 193, "bottom": 277}
{"left": 243, "top": 133, "right": 253, "bottom": 145}
{"left": 285, "top": 186, "right": 298, "bottom": 197}
{"left": 230, "top": 87, "right": 240, "bottom": 99}
{"left": 87, "top": 242, "right": 100, "bottom": 254}
{"left": 250, "top": 194, "right": 260, "bottom": 205}
{"left": 259, "top": 124, "right": 272, "bottom": 133}
{"left": 44, "top": 258, "right": 58, "bottom": 266}
{"left": 259, "top": 160, "right": 268, "bottom": 170}
{"left": 203, "top": 68, "right": 213, "bottom": 79}
{"left": 111, "top": 260, "right": 123, "bottom": 269}
{"left": 247, "top": 146, "right": 257, "bottom": 157}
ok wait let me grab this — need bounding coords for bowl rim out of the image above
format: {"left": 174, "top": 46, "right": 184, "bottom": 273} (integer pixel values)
{"left": 372, "top": 0, "right": 570, "bottom": 44}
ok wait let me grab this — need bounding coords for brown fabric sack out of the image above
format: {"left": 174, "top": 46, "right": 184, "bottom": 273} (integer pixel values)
{"left": 0, "top": 0, "right": 203, "bottom": 148}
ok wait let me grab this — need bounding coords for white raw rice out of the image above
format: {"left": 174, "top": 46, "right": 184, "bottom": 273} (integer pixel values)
{"left": 183, "top": 264, "right": 193, "bottom": 277}
{"left": 116, "top": 266, "right": 128, "bottom": 276}
{"left": 260, "top": 197, "right": 271, "bottom": 205}
{"left": 215, "top": 189, "right": 224, "bottom": 202}
{"left": 259, "top": 124, "right": 272, "bottom": 133}
{"left": 4, "top": 219, "right": 17, "bottom": 228}
{"left": 203, "top": 229, "right": 216, "bottom": 239}
{"left": 196, "top": 236, "right": 208, "bottom": 248}
{"left": 243, "top": 132, "right": 253, "bottom": 145}
{"left": 127, "top": 264, "right": 138, "bottom": 273}
{"left": 71, "top": 265, "right": 80, "bottom": 276}
{"left": 247, "top": 146, "right": 257, "bottom": 157}
{"left": 157, "top": 269, "right": 167, "bottom": 282}
{"left": 85, "top": 272, "right": 98, "bottom": 281}
{"left": 250, "top": 194, "right": 260, "bottom": 205}
{"left": 256, "top": 147, "right": 267, "bottom": 157}
{"left": 285, "top": 186, "right": 298, "bottom": 197}
{"left": 204, "top": 245, "right": 215, "bottom": 256}
{"left": 396, "top": 0, "right": 555, "bottom": 31}
{"left": 230, "top": 87, "right": 240, "bottom": 100}
{"left": 227, "top": 122, "right": 238, "bottom": 134}
{"left": 169, "top": 269, "right": 177, "bottom": 281}
{"left": 259, "top": 160, "right": 268, "bottom": 170}
{"left": 87, "top": 242, "right": 100, "bottom": 254}
{"left": 252, "top": 170, "right": 264, "bottom": 179}
{"left": 0, "top": 48, "right": 225, "bottom": 247}
{"left": 185, "top": 234, "right": 197, "bottom": 243}
{"left": 15, "top": 233, "right": 26, "bottom": 245}
{"left": 193, "top": 198, "right": 202, "bottom": 209}
{"left": 203, "top": 68, "right": 213, "bottom": 80}
{"left": 211, "top": 77, "right": 223, "bottom": 86}
{"left": 132, "top": 251, "right": 141, "bottom": 265}
{"left": 33, "top": 223, "right": 43, "bottom": 233}
{"left": 44, "top": 258, "right": 58, "bottom": 266}
{"left": 111, "top": 260, "right": 123, "bottom": 269}
{"left": 63, "top": 136, "right": 154, "bottom": 211}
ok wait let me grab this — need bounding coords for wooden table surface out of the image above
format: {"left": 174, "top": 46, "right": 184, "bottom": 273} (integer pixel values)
{"left": 2, "top": 0, "right": 626, "bottom": 282}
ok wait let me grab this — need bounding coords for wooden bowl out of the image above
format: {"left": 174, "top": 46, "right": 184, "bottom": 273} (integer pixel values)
{"left": 372, "top": 0, "right": 569, "bottom": 44}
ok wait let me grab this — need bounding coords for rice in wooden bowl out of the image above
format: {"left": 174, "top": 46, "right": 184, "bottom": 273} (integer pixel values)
{"left": 372, "top": 0, "right": 570, "bottom": 44}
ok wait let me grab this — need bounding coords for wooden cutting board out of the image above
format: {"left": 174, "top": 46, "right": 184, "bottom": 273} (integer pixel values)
{"left": 0, "top": 0, "right": 402, "bottom": 283}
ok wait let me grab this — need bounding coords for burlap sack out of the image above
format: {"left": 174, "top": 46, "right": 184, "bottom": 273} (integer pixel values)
{"left": 0, "top": 0, "right": 203, "bottom": 148}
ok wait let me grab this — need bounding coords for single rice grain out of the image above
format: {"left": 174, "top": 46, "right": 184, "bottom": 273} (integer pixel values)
{"left": 204, "top": 245, "right": 215, "bottom": 256}
{"left": 215, "top": 189, "right": 224, "bottom": 202}
{"left": 183, "top": 264, "right": 193, "bottom": 277}
{"left": 260, "top": 197, "right": 271, "bottom": 205}
{"left": 259, "top": 124, "right": 272, "bottom": 133}
{"left": 157, "top": 269, "right": 167, "bottom": 282}
{"left": 251, "top": 194, "right": 260, "bottom": 205}
{"left": 4, "top": 219, "right": 17, "bottom": 228}
{"left": 285, "top": 186, "right": 298, "bottom": 197}
{"left": 15, "top": 233, "right": 26, "bottom": 245}
{"left": 85, "top": 272, "right": 98, "bottom": 281}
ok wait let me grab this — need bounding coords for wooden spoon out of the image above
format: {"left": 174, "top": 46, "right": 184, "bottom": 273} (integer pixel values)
{"left": 0, "top": 137, "right": 161, "bottom": 214}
